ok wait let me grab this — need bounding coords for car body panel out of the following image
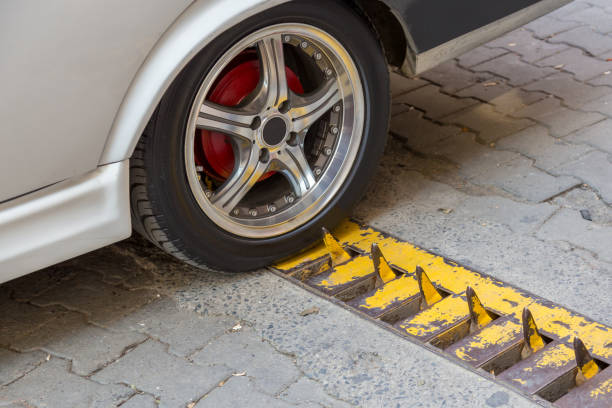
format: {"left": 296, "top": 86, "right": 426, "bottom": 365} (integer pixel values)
{"left": 0, "top": 0, "right": 192, "bottom": 202}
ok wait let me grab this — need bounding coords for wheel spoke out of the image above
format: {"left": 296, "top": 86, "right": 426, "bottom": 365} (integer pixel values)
{"left": 196, "top": 101, "right": 257, "bottom": 141}
{"left": 278, "top": 145, "right": 316, "bottom": 197}
{"left": 289, "top": 78, "right": 341, "bottom": 133}
{"left": 257, "top": 35, "right": 289, "bottom": 109}
{"left": 211, "top": 142, "right": 269, "bottom": 212}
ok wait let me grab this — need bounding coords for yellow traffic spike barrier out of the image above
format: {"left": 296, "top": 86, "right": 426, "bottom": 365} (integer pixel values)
{"left": 416, "top": 266, "right": 443, "bottom": 308}
{"left": 466, "top": 286, "right": 496, "bottom": 333}
{"left": 322, "top": 227, "right": 352, "bottom": 267}
{"left": 521, "top": 308, "right": 546, "bottom": 358}
{"left": 574, "top": 337, "right": 601, "bottom": 386}
{"left": 371, "top": 243, "right": 396, "bottom": 288}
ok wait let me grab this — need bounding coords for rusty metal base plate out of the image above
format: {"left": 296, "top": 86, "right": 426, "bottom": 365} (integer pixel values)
{"left": 270, "top": 220, "right": 612, "bottom": 407}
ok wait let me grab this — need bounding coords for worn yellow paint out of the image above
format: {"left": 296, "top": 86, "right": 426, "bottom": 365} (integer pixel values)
{"left": 453, "top": 319, "right": 521, "bottom": 362}
{"left": 372, "top": 244, "right": 396, "bottom": 285}
{"left": 398, "top": 295, "right": 468, "bottom": 338}
{"left": 512, "top": 378, "right": 527, "bottom": 385}
{"left": 467, "top": 287, "right": 495, "bottom": 331}
{"left": 574, "top": 338, "right": 601, "bottom": 381}
{"left": 274, "top": 221, "right": 612, "bottom": 360}
{"left": 322, "top": 228, "right": 352, "bottom": 266}
{"left": 591, "top": 377, "right": 612, "bottom": 398}
{"left": 361, "top": 274, "right": 419, "bottom": 311}
{"left": 581, "top": 359, "right": 601, "bottom": 379}
{"left": 317, "top": 255, "right": 373, "bottom": 289}
{"left": 534, "top": 343, "right": 574, "bottom": 369}
{"left": 418, "top": 267, "right": 443, "bottom": 307}
{"left": 523, "top": 309, "right": 546, "bottom": 354}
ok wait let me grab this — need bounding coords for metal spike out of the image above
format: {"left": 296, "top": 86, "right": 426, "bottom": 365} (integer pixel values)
{"left": 322, "top": 227, "right": 351, "bottom": 266}
{"left": 416, "top": 266, "right": 443, "bottom": 308}
{"left": 574, "top": 337, "right": 600, "bottom": 386}
{"left": 371, "top": 243, "right": 396, "bottom": 287}
{"left": 466, "top": 286, "right": 495, "bottom": 332}
{"left": 521, "top": 308, "right": 546, "bottom": 358}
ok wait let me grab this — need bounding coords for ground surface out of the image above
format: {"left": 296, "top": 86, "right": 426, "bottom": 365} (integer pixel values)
{"left": 2, "top": 1, "right": 612, "bottom": 407}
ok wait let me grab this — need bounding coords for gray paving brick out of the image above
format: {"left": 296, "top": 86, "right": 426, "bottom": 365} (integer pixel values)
{"left": 537, "top": 208, "right": 612, "bottom": 262}
{"left": 196, "top": 376, "right": 293, "bottom": 408}
{"left": 390, "top": 109, "right": 462, "bottom": 152}
{"left": 548, "top": 1, "right": 593, "bottom": 19}
{"left": 496, "top": 125, "right": 593, "bottom": 171}
{"left": 442, "top": 103, "right": 535, "bottom": 143}
{"left": 5, "top": 263, "right": 78, "bottom": 302}
{"left": 588, "top": 72, "right": 612, "bottom": 86}
{"left": 567, "top": 118, "right": 612, "bottom": 153}
{"left": 523, "top": 73, "right": 612, "bottom": 109}
{"left": 484, "top": 29, "right": 568, "bottom": 62}
{"left": 14, "top": 311, "right": 146, "bottom": 376}
{"left": 514, "top": 97, "right": 605, "bottom": 136}
{"left": 456, "top": 46, "right": 508, "bottom": 68}
{"left": 111, "top": 297, "right": 234, "bottom": 358}
{"left": 555, "top": 150, "right": 612, "bottom": 204}
{"left": 192, "top": 327, "right": 301, "bottom": 395}
{"left": 120, "top": 393, "right": 158, "bottom": 408}
{"left": 390, "top": 103, "right": 413, "bottom": 117}
{"left": 393, "top": 85, "right": 478, "bottom": 119}
{"left": 92, "top": 339, "right": 231, "bottom": 408}
{"left": 31, "top": 274, "right": 158, "bottom": 326}
{"left": 469, "top": 157, "right": 580, "bottom": 202}
{"left": 552, "top": 186, "right": 612, "bottom": 225}
{"left": 558, "top": 6, "right": 612, "bottom": 34}
{"left": 0, "top": 349, "right": 46, "bottom": 386}
{"left": 524, "top": 15, "right": 583, "bottom": 38}
{"left": 420, "top": 60, "right": 493, "bottom": 93}
{"left": 0, "top": 357, "right": 131, "bottom": 407}
{"left": 581, "top": 93, "right": 612, "bottom": 117}
{"left": 473, "top": 53, "right": 556, "bottom": 86}
{"left": 549, "top": 26, "right": 612, "bottom": 56}
{"left": 280, "top": 377, "right": 353, "bottom": 408}
{"left": 389, "top": 72, "right": 427, "bottom": 98}
{"left": 0, "top": 301, "right": 62, "bottom": 348}
{"left": 457, "top": 82, "right": 547, "bottom": 114}
{"left": 536, "top": 48, "right": 612, "bottom": 80}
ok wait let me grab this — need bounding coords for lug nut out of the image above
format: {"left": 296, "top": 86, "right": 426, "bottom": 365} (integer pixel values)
{"left": 286, "top": 195, "right": 295, "bottom": 204}
{"left": 283, "top": 35, "right": 291, "bottom": 42}
{"left": 314, "top": 52, "right": 322, "bottom": 60}
{"left": 331, "top": 127, "right": 339, "bottom": 135}
{"left": 204, "top": 190, "right": 212, "bottom": 198}
{"left": 233, "top": 209, "right": 240, "bottom": 216}
{"left": 301, "top": 41, "right": 308, "bottom": 49}
{"left": 333, "top": 105, "right": 341, "bottom": 113}
{"left": 249, "top": 209, "right": 258, "bottom": 217}
{"left": 268, "top": 204, "right": 277, "bottom": 213}
{"left": 325, "top": 68, "right": 333, "bottom": 76}
{"left": 314, "top": 167, "right": 322, "bottom": 176}
{"left": 324, "top": 147, "right": 333, "bottom": 156}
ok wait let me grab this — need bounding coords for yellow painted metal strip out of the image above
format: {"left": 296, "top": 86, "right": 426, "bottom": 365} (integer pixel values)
{"left": 396, "top": 294, "right": 468, "bottom": 339}
{"left": 522, "top": 307, "right": 546, "bottom": 356}
{"left": 417, "top": 266, "right": 443, "bottom": 307}
{"left": 371, "top": 243, "right": 396, "bottom": 286}
{"left": 466, "top": 286, "right": 495, "bottom": 332}
{"left": 322, "top": 227, "right": 352, "bottom": 266}
{"left": 574, "top": 337, "right": 601, "bottom": 385}
{"left": 311, "top": 255, "right": 373, "bottom": 290}
{"left": 360, "top": 273, "right": 419, "bottom": 311}
{"left": 451, "top": 317, "right": 522, "bottom": 364}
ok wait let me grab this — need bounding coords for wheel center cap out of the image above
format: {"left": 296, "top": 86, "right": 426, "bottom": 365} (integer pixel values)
{"left": 262, "top": 116, "right": 288, "bottom": 146}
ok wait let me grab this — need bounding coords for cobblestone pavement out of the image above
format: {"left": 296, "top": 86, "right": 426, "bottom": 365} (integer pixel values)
{"left": 2, "top": 1, "right": 612, "bottom": 407}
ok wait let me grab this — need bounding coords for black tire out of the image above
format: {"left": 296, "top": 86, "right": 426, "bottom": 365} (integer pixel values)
{"left": 129, "top": 0, "right": 389, "bottom": 272}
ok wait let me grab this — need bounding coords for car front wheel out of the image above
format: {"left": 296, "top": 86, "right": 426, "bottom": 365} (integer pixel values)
{"left": 130, "top": 0, "right": 389, "bottom": 272}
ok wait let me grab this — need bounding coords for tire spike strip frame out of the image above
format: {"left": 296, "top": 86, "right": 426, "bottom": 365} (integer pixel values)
{"left": 270, "top": 220, "right": 612, "bottom": 407}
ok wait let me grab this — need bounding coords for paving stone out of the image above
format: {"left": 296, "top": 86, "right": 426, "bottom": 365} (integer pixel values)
{"left": 514, "top": 97, "right": 605, "bottom": 136}
{"left": 92, "top": 339, "right": 231, "bottom": 408}
{"left": 524, "top": 15, "right": 583, "bottom": 38}
{"left": 456, "top": 46, "right": 508, "bottom": 68}
{"left": 31, "top": 273, "right": 158, "bottom": 326}
{"left": 457, "top": 82, "right": 547, "bottom": 114}
{"left": 13, "top": 311, "right": 146, "bottom": 376}
{"left": 523, "top": 72, "right": 612, "bottom": 109}
{"left": 0, "top": 300, "right": 62, "bottom": 348}
{"left": 469, "top": 157, "right": 580, "bottom": 202}
{"left": 588, "top": 71, "right": 612, "bottom": 86}
{"left": 111, "top": 297, "right": 234, "bottom": 358}
{"left": 389, "top": 72, "right": 427, "bottom": 98}
{"left": 120, "top": 393, "right": 159, "bottom": 408}
{"left": 5, "top": 262, "right": 78, "bottom": 302}
{"left": 279, "top": 377, "right": 353, "bottom": 408}
{"left": 555, "top": 150, "right": 612, "bottom": 204}
{"left": 567, "top": 118, "right": 612, "bottom": 153}
{"left": 393, "top": 85, "right": 478, "bottom": 119}
{"left": 537, "top": 208, "right": 612, "bottom": 262}
{"left": 196, "top": 376, "right": 293, "bottom": 408}
{"left": 548, "top": 1, "right": 593, "bottom": 19}
{"left": 484, "top": 29, "right": 568, "bottom": 62}
{"left": 0, "top": 357, "right": 132, "bottom": 407}
{"left": 390, "top": 109, "right": 462, "bottom": 152}
{"left": 536, "top": 48, "right": 612, "bottom": 80}
{"left": 192, "top": 327, "right": 301, "bottom": 395}
{"left": 581, "top": 93, "right": 612, "bottom": 117}
{"left": 496, "top": 125, "right": 593, "bottom": 171}
{"left": 420, "top": 60, "right": 493, "bottom": 93}
{"left": 473, "top": 53, "right": 556, "bottom": 86}
{"left": 0, "top": 349, "right": 46, "bottom": 386}
{"left": 442, "top": 103, "right": 535, "bottom": 143}
{"left": 551, "top": 186, "right": 612, "bottom": 225}
{"left": 549, "top": 26, "right": 612, "bottom": 56}
{"left": 558, "top": 6, "right": 612, "bottom": 34}
{"left": 390, "top": 103, "right": 413, "bottom": 117}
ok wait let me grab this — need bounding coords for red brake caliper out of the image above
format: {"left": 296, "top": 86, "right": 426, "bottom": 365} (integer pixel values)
{"left": 197, "top": 52, "right": 305, "bottom": 183}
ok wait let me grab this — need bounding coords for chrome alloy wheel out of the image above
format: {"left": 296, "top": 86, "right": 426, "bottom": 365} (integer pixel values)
{"left": 185, "top": 24, "right": 365, "bottom": 238}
